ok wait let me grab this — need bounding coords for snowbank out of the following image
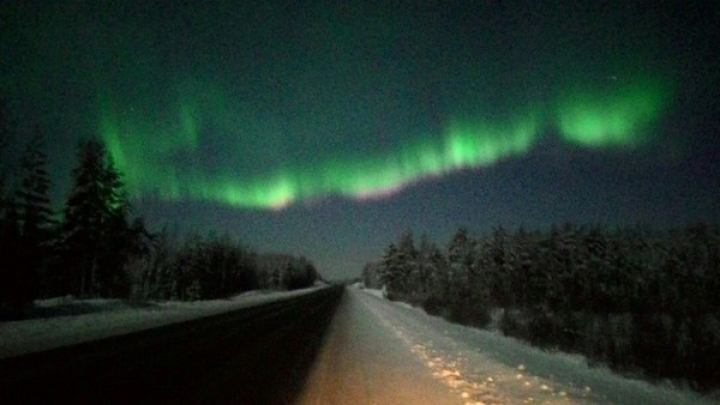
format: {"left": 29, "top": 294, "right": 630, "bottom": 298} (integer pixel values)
{"left": 356, "top": 289, "right": 716, "bottom": 405}
{"left": 0, "top": 286, "right": 327, "bottom": 359}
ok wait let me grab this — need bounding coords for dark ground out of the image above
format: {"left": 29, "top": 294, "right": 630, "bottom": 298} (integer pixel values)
{"left": 0, "top": 286, "right": 343, "bottom": 405}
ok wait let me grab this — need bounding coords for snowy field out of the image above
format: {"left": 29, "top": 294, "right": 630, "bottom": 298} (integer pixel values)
{"left": 0, "top": 285, "right": 328, "bottom": 359}
{"left": 355, "top": 285, "right": 716, "bottom": 405}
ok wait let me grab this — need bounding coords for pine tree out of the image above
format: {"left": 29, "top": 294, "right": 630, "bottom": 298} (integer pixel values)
{"left": 0, "top": 98, "right": 14, "bottom": 312}
{"left": 397, "top": 230, "right": 419, "bottom": 296}
{"left": 0, "top": 103, "right": 8, "bottom": 209}
{"left": 417, "top": 234, "right": 439, "bottom": 296}
{"left": 61, "top": 139, "right": 105, "bottom": 296}
{"left": 0, "top": 96, "right": 15, "bottom": 258}
{"left": 16, "top": 127, "right": 54, "bottom": 239}
{"left": 447, "top": 227, "right": 475, "bottom": 298}
{"left": 96, "top": 155, "right": 141, "bottom": 297}
{"left": 0, "top": 96, "right": 13, "bottom": 186}
{"left": 13, "top": 127, "right": 54, "bottom": 303}
{"left": 380, "top": 243, "right": 402, "bottom": 298}
{"left": 0, "top": 197, "right": 24, "bottom": 316}
{"left": 448, "top": 228, "right": 473, "bottom": 266}
{"left": 60, "top": 139, "right": 143, "bottom": 297}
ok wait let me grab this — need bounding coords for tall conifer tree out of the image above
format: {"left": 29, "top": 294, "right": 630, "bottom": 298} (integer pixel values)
{"left": 60, "top": 139, "right": 138, "bottom": 297}
{"left": 16, "top": 126, "right": 54, "bottom": 244}
{"left": 13, "top": 126, "right": 54, "bottom": 303}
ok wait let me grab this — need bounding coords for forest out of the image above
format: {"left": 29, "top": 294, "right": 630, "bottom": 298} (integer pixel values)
{"left": 0, "top": 100, "right": 319, "bottom": 320}
{"left": 363, "top": 224, "right": 720, "bottom": 390}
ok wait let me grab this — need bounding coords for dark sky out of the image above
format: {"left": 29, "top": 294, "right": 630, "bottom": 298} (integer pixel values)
{"left": 2, "top": 1, "right": 719, "bottom": 279}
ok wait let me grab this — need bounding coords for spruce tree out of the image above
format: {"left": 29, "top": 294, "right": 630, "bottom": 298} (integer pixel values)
{"left": 13, "top": 127, "right": 54, "bottom": 303}
{"left": 0, "top": 96, "right": 12, "bottom": 183}
{"left": 62, "top": 139, "right": 104, "bottom": 296}
{"left": 447, "top": 227, "right": 475, "bottom": 296}
{"left": 16, "top": 127, "right": 54, "bottom": 244}
{"left": 0, "top": 197, "right": 24, "bottom": 317}
{"left": 97, "top": 155, "right": 138, "bottom": 297}
{"left": 0, "top": 96, "right": 15, "bottom": 249}
{"left": 380, "top": 243, "right": 401, "bottom": 297}
{"left": 60, "top": 139, "right": 141, "bottom": 297}
{"left": 0, "top": 98, "right": 10, "bottom": 310}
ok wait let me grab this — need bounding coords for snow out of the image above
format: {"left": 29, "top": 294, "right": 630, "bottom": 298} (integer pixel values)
{"left": 357, "top": 288, "right": 716, "bottom": 405}
{"left": 296, "top": 286, "right": 460, "bottom": 405}
{"left": 0, "top": 285, "right": 328, "bottom": 359}
{"left": 4, "top": 283, "right": 716, "bottom": 404}
{"left": 360, "top": 286, "right": 386, "bottom": 299}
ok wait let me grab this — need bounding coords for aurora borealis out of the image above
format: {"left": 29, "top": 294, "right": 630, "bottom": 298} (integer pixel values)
{"left": 2, "top": 1, "right": 719, "bottom": 278}
{"left": 99, "top": 70, "right": 672, "bottom": 209}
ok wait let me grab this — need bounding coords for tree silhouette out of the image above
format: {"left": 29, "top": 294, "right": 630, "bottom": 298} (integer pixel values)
{"left": 368, "top": 223, "right": 720, "bottom": 388}
{"left": 13, "top": 126, "right": 54, "bottom": 301}
{"left": 59, "top": 139, "right": 142, "bottom": 297}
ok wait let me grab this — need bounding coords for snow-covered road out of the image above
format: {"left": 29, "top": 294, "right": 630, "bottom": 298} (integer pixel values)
{"left": 296, "top": 287, "right": 460, "bottom": 405}
{"left": 299, "top": 287, "right": 713, "bottom": 405}
{"left": 2, "top": 286, "right": 714, "bottom": 404}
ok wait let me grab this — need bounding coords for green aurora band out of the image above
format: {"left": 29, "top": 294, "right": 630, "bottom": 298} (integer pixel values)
{"left": 101, "top": 74, "right": 673, "bottom": 209}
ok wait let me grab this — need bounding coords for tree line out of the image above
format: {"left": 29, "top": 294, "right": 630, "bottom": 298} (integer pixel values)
{"left": 0, "top": 99, "right": 319, "bottom": 319}
{"left": 0, "top": 127, "right": 143, "bottom": 313}
{"left": 125, "top": 230, "right": 319, "bottom": 302}
{"left": 363, "top": 224, "right": 720, "bottom": 390}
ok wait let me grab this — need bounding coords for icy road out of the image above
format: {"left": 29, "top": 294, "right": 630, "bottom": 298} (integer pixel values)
{"left": 298, "top": 287, "right": 713, "bottom": 405}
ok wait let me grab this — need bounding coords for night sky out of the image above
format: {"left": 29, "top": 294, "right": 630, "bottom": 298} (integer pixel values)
{"left": 2, "top": 1, "right": 719, "bottom": 279}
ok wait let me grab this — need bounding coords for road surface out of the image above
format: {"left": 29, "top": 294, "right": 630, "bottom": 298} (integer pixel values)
{"left": 328, "top": 288, "right": 714, "bottom": 405}
{"left": 296, "top": 287, "right": 462, "bottom": 405}
{"left": 0, "top": 286, "right": 343, "bottom": 404}
{"left": 2, "top": 286, "right": 713, "bottom": 405}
